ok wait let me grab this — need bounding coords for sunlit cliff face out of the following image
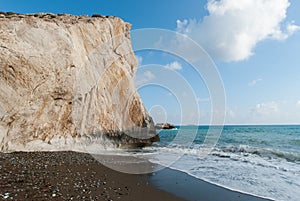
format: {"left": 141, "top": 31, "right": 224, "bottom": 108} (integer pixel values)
{"left": 0, "top": 13, "right": 158, "bottom": 152}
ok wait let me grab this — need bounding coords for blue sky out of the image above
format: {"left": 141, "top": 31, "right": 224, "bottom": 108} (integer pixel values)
{"left": 2, "top": 0, "right": 300, "bottom": 125}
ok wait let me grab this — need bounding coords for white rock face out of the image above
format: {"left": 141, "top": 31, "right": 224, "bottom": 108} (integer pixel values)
{"left": 0, "top": 13, "right": 158, "bottom": 152}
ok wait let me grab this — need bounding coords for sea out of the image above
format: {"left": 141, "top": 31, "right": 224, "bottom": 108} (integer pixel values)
{"left": 140, "top": 125, "right": 300, "bottom": 201}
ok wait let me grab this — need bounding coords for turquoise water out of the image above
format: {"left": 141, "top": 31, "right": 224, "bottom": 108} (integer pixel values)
{"left": 158, "top": 125, "right": 300, "bottom": 160}
{"left": 143, "top": 125, "right": 300, "bottom": 201}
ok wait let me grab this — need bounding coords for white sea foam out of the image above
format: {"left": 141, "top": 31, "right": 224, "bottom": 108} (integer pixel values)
{"left": 143, "top": 144, "right": 300, "bottom": 201}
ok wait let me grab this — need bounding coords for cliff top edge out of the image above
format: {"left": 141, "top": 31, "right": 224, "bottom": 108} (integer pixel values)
{"left": 0, "top": 11, "right": 124, "bottom": 24}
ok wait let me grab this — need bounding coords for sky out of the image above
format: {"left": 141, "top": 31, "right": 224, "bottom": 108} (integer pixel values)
{"left": 2, "top": 0, "right": 300, "bottom": 125}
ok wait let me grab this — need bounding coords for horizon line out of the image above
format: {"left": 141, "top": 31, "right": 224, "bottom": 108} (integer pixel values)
{"left": 173, "top": 123, "right": 300, "bottom": 126}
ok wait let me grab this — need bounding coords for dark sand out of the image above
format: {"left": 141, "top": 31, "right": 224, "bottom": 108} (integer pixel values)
{"left": 0, "top": 151, "right": 272, "bottom": 201}
{"left": 0, "top": 151, "right": 184, "bottom": 200}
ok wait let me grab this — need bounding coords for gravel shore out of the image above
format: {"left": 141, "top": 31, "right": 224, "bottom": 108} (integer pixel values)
{"left": 0, "top": 151, "right": 185, "bottom": 201}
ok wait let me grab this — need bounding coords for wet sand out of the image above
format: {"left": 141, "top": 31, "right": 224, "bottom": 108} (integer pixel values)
{"left": 151, "top": 168, "right": 273, "bottom": 201}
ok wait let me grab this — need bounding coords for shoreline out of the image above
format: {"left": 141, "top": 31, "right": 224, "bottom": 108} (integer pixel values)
{"left": 150, "top": 167, "right": 273, "bottom": 201}
{"left": 0, "top": 151, "right": 273, "bottom": 200}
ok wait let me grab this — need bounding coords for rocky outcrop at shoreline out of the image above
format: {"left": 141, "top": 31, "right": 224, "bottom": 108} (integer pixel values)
{"left": 0, "top": 12, "right": 159, "bottom": 152}
{"left": 155, "top": 123, "right": 175, "bottom": 130}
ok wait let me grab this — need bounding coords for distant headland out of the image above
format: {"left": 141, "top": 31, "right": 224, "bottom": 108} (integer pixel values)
{"left": 155, "top": 123, "right": 175, "bottom": 129}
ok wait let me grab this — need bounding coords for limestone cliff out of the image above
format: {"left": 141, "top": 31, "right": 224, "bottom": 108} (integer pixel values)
{"left": 0, "top": 12, "right": 159, "bottom": 152}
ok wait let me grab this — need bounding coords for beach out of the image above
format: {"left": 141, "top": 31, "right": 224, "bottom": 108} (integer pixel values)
{"left": 151, "top": 168, "right": 272, "bottom": 201}
{"left": 0, "top": 151, "right": 183, "bottom": 200}
{"left": 0, "top": 151, "right": 271, "bottom": 201}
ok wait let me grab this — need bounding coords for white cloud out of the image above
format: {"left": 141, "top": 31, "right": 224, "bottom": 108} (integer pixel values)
{"left": 165, "top": 61, "right": 183, "bottom": 70}
{"left": 136, "top": 55, "right": 143, "bottom": 66}
{"left": 221, "top": 101, "right": 300, "bottom": 125}
{"left": 227, "top": 109, "right": 235, "bottom": 118}
{"left": 252, "top": 101, "right": 279, "bottom": 116}
{"left": 248, "top": 78, "right": 263, "bottom": 87}
{"left": 136, "top": 70, "right": 155, "bottom": 85}
{"left": 176, "top": 0, "right": 298, "bottom": 62}
{"left": 296, "top": 100, "right": 300, "bottom": 108}
{"left": 287, "top": 21, "right": 300, "bottom": 35}
{"left": 144, "top": 71, "right": 155, "bottom": 79}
